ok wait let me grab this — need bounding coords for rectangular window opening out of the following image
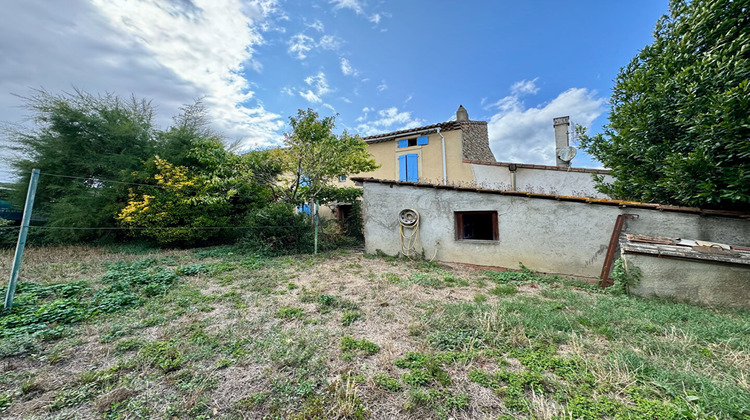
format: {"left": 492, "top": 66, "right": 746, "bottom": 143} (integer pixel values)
{"left": 455, "top": 211, "right": 498, "bottom": 241}
{"left": 397, "top": 136, "right": 428, "bottom": 148}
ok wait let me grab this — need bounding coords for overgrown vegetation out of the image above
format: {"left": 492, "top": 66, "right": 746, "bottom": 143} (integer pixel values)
{"left": 2, "top": 91, "right": 367, "bottom": 251}
{"left": 1, "top": 246, "right": 748, "bottom": 419}
{"left": 579, "top": 0, "right": 750, "bottom": 209}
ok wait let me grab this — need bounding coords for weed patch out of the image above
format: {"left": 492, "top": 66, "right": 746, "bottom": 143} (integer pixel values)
{"left": 340, "top": 336, "right": 379, "bottom": 357}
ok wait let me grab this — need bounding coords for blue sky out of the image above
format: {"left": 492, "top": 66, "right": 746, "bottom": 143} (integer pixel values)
{"left": 0, "top": 0, "right": 669, "bottom": 182}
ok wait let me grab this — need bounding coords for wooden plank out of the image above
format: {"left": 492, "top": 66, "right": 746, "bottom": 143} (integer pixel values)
{"left": 621, "top": 242, "right": 750, "bottom": 266}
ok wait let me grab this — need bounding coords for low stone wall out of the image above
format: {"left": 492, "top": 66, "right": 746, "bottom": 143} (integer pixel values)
{"left": 623, "top": 254, "right": 750, "bottom": 309}
{"left": 359, "top": 180, "right": 750, "bottom": 281}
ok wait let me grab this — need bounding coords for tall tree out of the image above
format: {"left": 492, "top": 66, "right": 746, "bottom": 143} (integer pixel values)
{"left": 275, "top": 109, "right": 378, "bottom": 252}
{"left": 118, "top": 104, "right": 273, "bottom": 245}
{"left": 579, "top": 0, "right": 749, "bottom": 210}
{"left": 4, "top": 89, "right": 158, "bottom": 242}
{"left": 279, "top": 108, "right": 378, "bottom": 206}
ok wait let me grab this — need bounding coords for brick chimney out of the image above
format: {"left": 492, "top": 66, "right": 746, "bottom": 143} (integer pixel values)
{"left": 553, "top": 116, "right": 570, "bottom": 167}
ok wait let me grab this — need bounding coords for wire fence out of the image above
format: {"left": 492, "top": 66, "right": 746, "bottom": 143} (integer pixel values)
{"left": 1, "top": 169, "right": 359, "bottom": 253}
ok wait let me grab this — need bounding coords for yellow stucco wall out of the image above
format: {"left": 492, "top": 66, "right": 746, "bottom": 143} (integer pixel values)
{"left": 355, "top": 129, "right": 474, "bottom": 185}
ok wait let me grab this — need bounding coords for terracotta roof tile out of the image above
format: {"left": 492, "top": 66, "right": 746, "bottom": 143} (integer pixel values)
{"left": 362, "top": 120, "right": 486, "bottom": 143}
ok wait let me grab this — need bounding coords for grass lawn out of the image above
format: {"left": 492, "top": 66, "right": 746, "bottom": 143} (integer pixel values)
{"left": 0, "top": 245, "right": 749, "bottom": 419}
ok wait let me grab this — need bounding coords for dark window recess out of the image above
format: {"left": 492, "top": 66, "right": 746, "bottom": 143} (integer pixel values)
{"left": 455, "top": 211, "right": 498, "bottom": 241}
{"left": 397, "top": 136, "right": 428, "bottom": 148}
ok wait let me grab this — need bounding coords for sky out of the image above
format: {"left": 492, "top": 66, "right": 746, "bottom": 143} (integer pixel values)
{"left": 0, "top": 0, "right": 670, "bottom": 183}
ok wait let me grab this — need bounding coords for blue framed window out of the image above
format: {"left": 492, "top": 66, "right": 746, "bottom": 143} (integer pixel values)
{"left": 398, "top": 153, "right": 419, "bottom": 182}
{"left": 397, "top": 136, "right": 428, "bottom": 148}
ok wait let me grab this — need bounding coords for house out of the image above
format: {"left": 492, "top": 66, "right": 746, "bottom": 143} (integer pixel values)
{"left": 351, "top": 105, "right": 495, "bottom": 186}
{"left": 340, "top": 106, "right": 612, "bottom": 199}
{"left": 327, "top": 105, "right": 612, "bottom": 220}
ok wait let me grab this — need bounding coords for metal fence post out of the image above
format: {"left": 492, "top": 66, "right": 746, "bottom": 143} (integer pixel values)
{"left": 313, "top": 201, "right": 319, "bottom": 254}
{"left": 4, "top": 169, "right": 40, "bottom": 310}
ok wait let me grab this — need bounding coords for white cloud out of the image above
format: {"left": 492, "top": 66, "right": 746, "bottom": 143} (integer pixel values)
{"left": 340, "top": 57, "right": 358, "bottom": 76}
{"left": 369, "top": 13, "right": 381, "bottom": 24}
{"left": 377, "top": 81, "right": 388, "bottom": 92}
{"left": 330, "top": 0, "right": 364, "bottom": 15}
{"left": 340, "top": 97, "right": 352, "bottom": 103}
{"left": 298, "top": 72, "right": 331, "bottom": 103}
{"left": 486, "top": 83, "right": 605, "bottom": 165}
{"left": 88, "top": 0, "right": 285, "bottom": 148}
{"left": 356, "top": 107, "right": 424, "bottom": 136}
{"left": 308, "top": 19, "right": 324, "bottom": 32}
{"left": 288, "top": 33, "right": 315, "bottom": 59}
{"left": 322, "top": 103, "right": 336, "bottom": 112}
{"left": 281, "top": 86, "right": 294, "bottom": 96}
{"left": 319, "top": 34, "right": 342, "bottom": 50}
{"left": 299, "top": 90, "right": 322, "bottom": 103}
{"left": 510, "top": 78, "right": 540, "bottom": 96}
{"left": 356, "top": 106, "right": 373, "bottom": 121}
{"left": 0, "top": 0, "right": 288, "bottom": 181}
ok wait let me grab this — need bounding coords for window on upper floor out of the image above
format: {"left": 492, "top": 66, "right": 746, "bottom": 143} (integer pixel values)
{"left": 397, "top": 136, "right": 428, "bottom": 148}
{"left": 455, "top": 211, "right": 498, "bottom": 241}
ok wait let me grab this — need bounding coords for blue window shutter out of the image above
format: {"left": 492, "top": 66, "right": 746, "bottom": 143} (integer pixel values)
{"left": 416, "top": 136, "right": 428, "bottom": 145}
{"left": 298, "top": 204, "right": 310, "bottom": 215}
{"left": 397, "top": 139, "right": 408, "bottom": 148}
{"left": 406, "top": 154, "right": 418, "bottom": 182}
{"left": 398, "top": 155, "right": 407, "bottom": 181}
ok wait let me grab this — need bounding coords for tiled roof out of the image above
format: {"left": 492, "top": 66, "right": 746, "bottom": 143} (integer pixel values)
{"left": 349, "top": 177, "right": 750, "bottom": 219}
{"left": 361, "top": 120, "right": 486, "bottom": 143}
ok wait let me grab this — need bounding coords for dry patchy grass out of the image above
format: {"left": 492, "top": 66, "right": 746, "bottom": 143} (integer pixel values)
{"left": 0, "top": 245, "right": 748, "bottom": 419}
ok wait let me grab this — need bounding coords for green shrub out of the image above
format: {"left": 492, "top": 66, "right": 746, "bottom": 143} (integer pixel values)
{"left": 240, "top": 203, "right": 313, "bottom": 255}
{"left": 0, "top": 218, "right": 17, "bottom": 249}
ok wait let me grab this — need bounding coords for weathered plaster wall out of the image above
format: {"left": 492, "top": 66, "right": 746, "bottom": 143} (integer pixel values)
{"left": 471, "top": 164, "right": 614, "bottom": 198}
{"left": 361, "top": 182, "right": 750, "bottom": 278}
{"left": 623, "top": 254, "right": 750, "bottom": 308}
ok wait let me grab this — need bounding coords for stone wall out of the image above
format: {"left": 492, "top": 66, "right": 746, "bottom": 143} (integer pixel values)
{"left": 359, "top": 180, "right": 750, "bottom": 280}
{"left": 624, "top": 253, "right": 750, "bottom": 309}
{"left": 460, "top": 121, "right": 495, "bottom": 162}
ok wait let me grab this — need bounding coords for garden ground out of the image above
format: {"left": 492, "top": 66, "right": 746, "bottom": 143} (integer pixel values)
{"left": 0, "top": 245, "right": 749, "bottom": 419}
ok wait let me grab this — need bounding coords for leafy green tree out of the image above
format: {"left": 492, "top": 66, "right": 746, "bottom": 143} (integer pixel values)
{"left": 4, "top": 89, "right": 158, "bottom": 242}
{"left": 263, "top": 108, "right": 377, "bottom": 252}
{"left": 4, "top": 91, "right": 273, "bottom": 244}
{"left": 579, "top": 0, "right": 749, "bottom": 210}
{"left": 279, "top": 108, "right": 378, "bottom": 206}
{"left": 118, "top": 138, "right": 272, "bottom": 246}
